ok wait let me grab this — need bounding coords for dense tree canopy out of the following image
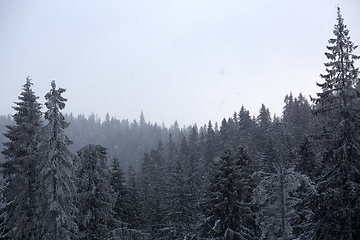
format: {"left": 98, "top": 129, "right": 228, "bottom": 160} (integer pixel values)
{"left": 0, "top": 6, "right": 359, "bottom": 240}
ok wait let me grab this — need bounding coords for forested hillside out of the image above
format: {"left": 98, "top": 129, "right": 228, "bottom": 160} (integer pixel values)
{"left": 0, "top": 7, "right": 359, "bottom": 239}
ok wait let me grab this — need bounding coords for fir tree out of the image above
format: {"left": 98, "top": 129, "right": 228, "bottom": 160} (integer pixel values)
{"left": 291, "top": 138, "right": 318, "bottom": 239}
{"left": 311, "top": 7, "right": 360, "bottom": 239}
{"left": 219, "top": 118, "right": 230, "bottom": 149}
{"left": 139, "top": 146, "right": 167, "bottom": 238}
{"left": 125, "top": 165, "right": 142, "bottom": 230}
{"left": 253, "top": 163, "right": 313, "bottom": 240}
{"left": 37, "top": 80, "right": 77, "bottom": 239}
{"left": 76, "top": 144, "right": 118, "bottom": 239}
{"left": 111, "top": 158, "right": 126, "bottom": 195}
{"left": 162, "top": 153, "right": 197, "bottom": 239}
{"left": 202, "top": 147, "right": 257, "bottom": 239}
{"left": 238, "top": 105, "right": 256, "bottom": 156}
{"left": 203, "top": 121, "right": 217, "bottom": 187}
{"left": 110, "top": 158, "right": 135, "bottom": 228}
{"left": 255, "top": 104, "right": 272, "bottom": 156}
{"left": 295, "top": 137, "right": 317, "bottom": 180}
{"left": 1, "top": 77, "right": 43, "bottom": 239}
{"left": 187, "top": 125, "right": 201, "bottom": 200}
{"left": 282, "top": 93, "right": 315, "bottom": 147}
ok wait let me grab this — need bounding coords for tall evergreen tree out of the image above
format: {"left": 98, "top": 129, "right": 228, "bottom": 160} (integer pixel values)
{"left": 187, "top": 125, "right": 201, "bottom": 197}
{"left": 76, "top": 144, "right": 118, "bottom": 239}
{"left": 125, "top": 165, "right": 142, "bottom": 230}
{"left": 311, "top": 7, "right": 360, "bottom": 239}
{"left": 255, "top": 104, "right": 272, "bottom": 157}
{"left": 162, "top": 152, "right": 197, "bottom": 239}
{"left": 219, "top": 118, "right": 230, "bottom": 149}
{"left": 238, "top": 105, "right": 255, "bottom": 156}
{"left": 295, "top": 137, "right": 318, "bottom": 180}
{"left": 203, "top": 121, "right": 217, "bottom": 188}
{"left": 291, "top": 137, "right": 318, "bottom": 239}
{"left": 111, "top": 158, "right": 126, "bottom": 197}
{"left": 1, "top": 77, "right": 43, "bottom": 239}
{"left": 202, "top": 147, "right": 257, "bottom": 239}
{"left": 110, "top": 157, "right": 141, "bottom": 231}
{"left": 37, "top": 81, "right": 77, "bottom": 239}
{"left": 139, "top": 145, "right": 167, "bottom": 238}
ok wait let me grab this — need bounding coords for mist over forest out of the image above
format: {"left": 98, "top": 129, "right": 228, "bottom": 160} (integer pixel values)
{"left": 0, "top": 92, "right": 310, "bottom": 171}
{"left": 0, "top": 7, "right": 360, "bottom": 240}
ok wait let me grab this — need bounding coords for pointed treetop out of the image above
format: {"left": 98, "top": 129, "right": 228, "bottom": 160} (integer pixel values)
{"left": 25, "top": 76, "right": 32, "bottom": 87}
{"left": 45, "top": 80, "right": 67, "bottom": 115}
{"left": 140, "top": 111, "right": 146, "bottom": 126}
{"left": 11, "top": 77, "right": 42, "bottom": 125}
{"left": 313, "top": 6, "right": 359, "bottom": 113}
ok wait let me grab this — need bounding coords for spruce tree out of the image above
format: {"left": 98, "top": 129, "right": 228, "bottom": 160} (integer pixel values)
{"left": 238, "top": 105, "right": 256, "bottom": 156}
{"left": 139, "top": 146, "right": 167, "bottom": 237}
{"left": 1, "top": 77, "right": 43, "bottom": 239}
{"left": 125, "top": 165, "right": 142, "bottom": 230}
{"left": 203, "top": 121, "right": 216, "bottom": 187}
{"left": 291, "top": 138, "right": 318, "bottom": 239}
{"left": 283, "top": 93, "right": 315, "bottom": 147}
{"left": 311, "top": 7, "right": 360, "bottom": 239}
{"left": 163, "top": 154, "right": 196, "bottom": 239}
{"left": 253, "top": 162, "right": 312, "bottom": 239}
{"left": 76, "top": 144, "right": 118, "bottom": 239}
{"left": 37, "top": 81, "right": 77, "bottom": 239}
{"left": 110, "top": 158, "right": 136, "bottom": 228}
{"left": 202, "top": 147, "right": 257, "bottom": 239}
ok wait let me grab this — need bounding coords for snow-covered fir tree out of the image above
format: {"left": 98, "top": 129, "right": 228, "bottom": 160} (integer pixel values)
{"left": 291, "top": 137, "right": 318, "bottom": 239}
{"left": 254, "top": 117, "right": 317, "bottom": 240}
{"left": 111, "top": 157, "right": 136, "bottom": 228}
{"left": 124, "top": 165, "right": 142, "bottom": 230}
{"left": 253, "top": 162, "right": 314, "bottom": 240}
{"left": 138, "top": 144, "right": 167, "bottom": 238}
{"left": 202, "top": 147, "right": 257, "bottom": 240}
{"left": 1, "top": 77, "right": 43, "bottom": 239}
{"left": 238, "top": 106, "right": 256, "bottom": 158}
{"left": 37, "top": 80, "right": 77, "bottom": 239}
{"left": 162, "top": 150, "right": 197, "bottom": 239}
{"left": 76, "top": 144, "right": 119, "bottom": 239}
{"left": 311, "top": 6, "right": 360, "bottom": 239}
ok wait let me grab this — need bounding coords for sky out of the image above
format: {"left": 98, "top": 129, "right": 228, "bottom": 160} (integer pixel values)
{"left": 1, "top": 0, "right": 360, "bottom": 127}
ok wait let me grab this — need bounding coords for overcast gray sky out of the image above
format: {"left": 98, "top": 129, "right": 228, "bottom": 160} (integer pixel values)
{"left": 1, "top": 0, "right": 360, "bottom": 127}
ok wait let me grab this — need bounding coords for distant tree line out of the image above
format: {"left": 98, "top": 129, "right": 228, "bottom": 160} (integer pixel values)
{"left": 0, "top": 7, "right": 359, "bottom": 239}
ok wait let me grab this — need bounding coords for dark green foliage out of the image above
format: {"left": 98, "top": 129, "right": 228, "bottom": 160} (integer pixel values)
{"left": 202, "top": 147, "right": 257, "bottom": 240}
{"left": 311, "top": 7, "right": 360, "bottom": 240}
{"left": 37, "top": 81, "right": 77, "bottom": 240}
{"left": 0, "top": 115, "right": 12, "bottom": 163}
{"left": 238, "top": 106, "right": 256, "bottom": 158}
{"left": 1, "top": 9, "right": 359, "bottom": 238}
{"left": 1, "top": 77, "right": 43, "bottom": 239}
{"left": 139, "top": 146, "right": 167, "bottom": 238}
{"left": 124, "top": 165, "right": 142, "bottom": 230}
{"left": 296, "top": 137, "right": 318, "bottom": 180}
{"left": 283, "top": 93, "right": 316, "bottom": 147}
{"left": 162, "top": 155, "right": 197, "bottom": 239}
{"left": 111, "top": 158, "right": 126, "bottom": 195}
{"left": 76, "top": 144, "right": 118, "bottom": 239}
{"left": 111, "top": 158, "right": 140, "bottom": 229}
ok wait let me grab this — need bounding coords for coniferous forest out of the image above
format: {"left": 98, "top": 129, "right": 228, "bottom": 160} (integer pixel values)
{"left": 0, "top": 7, "right": 359, "bottom": 240}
